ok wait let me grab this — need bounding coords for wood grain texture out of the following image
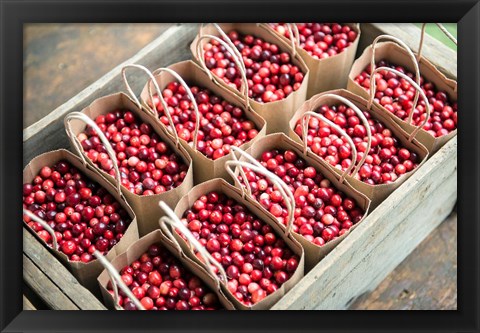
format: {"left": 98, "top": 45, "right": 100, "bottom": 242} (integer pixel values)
{"left": 349, "top": 211, "right": 457, "bottom": 310}
{"left": 23, "top": 295, "right": 36, "bottom": 311}
{"left": 23, "top": 229, "right": 106, "bottom": 310}
{"left": 273, "top": 137, "right": 457, "bottom": 309}
{"left": 23, "top": 254, "right": 78, "bottom": 310}
{"left": 23, "top": 24, "right": 199, "bottom": 166}
{"left": 24, "top": 23, "right": 171, "bottom": 128}
{"left": 357, "top": 23, "right": 457, "bottom": 78}
{"left": 22, "top": 23, "right": 457, "bottom": 310}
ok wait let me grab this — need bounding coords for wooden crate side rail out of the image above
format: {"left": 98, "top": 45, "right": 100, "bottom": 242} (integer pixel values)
{"left": 273, "top": 137, "right": 457, "bottom": 309}
{"left": 23, "top": 229, "right": 106, "bottom": 310}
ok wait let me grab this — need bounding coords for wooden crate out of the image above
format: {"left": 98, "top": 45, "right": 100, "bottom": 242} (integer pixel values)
{"left": 22, "top": 23, "right": 457, "bottom": 310}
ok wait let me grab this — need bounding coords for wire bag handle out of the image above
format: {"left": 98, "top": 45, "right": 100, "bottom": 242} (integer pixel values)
{"left": 93, "top": 250, "right": 145, "bottom": 311}
{"left": 64, "top": 112, "right": 124, "bottom": 199}
{"left": 225, "top": 157, "right": 295, "bottom": 237}
{"left": 158, "top": 201, "right": 228, "bottom": 283}
{"left": 300, "top": 93, "right": 371, "bottom": 180}
{"left": 289, "top": 23, "right": 301, "bottom": 49}
{"left": 371, "top": 66, "right": 431, "bottom": 141}
{"left": 199, "top": 23, "right": 246, "bottom": 74}
{"left": 149, "top": 67, "right": 201, "bottom": 150}
{"left": 23, "top": 209, "right": 59, "bottom": 251}
{"left": 195, "top": 34, "right": 250, "bottom": 110}
{"left": 301, "top": 112, "right": 358, "bottom": 183}
{"left": 261, "top": 23, "right": 299, "bottom": 57}
{"left": 417, "top": 23, "right": 457, "bottom": 61}
{"left": 227, "top": 145, "right": 264, "bottom": 197}
{"left": 121, "top": 64, "right": 180, "bottom": 146}
{"left": 368, "top": 34, "right": 421, "bottom": 118}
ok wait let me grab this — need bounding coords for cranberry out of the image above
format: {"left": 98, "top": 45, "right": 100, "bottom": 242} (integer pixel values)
{"left": 23, "top": 160, "right": 133, "bottom": 262}
{"left": 107, "top": 243, "right": 223, "bottom": 310}
{"left": 237, "top": 148, "right": 365, "bottom": 246}
{"left": 200, "top": 29, "right": 305, "bottom": 103}
{"left": 270, "top": 23, "right": 358, "bottom": 60}
{"left": 181, "top": 191, "right": 299, "bottom": 305}
{"left": 78, "top": 110, "right": 189, "bottom": 196}
{"left": 294, "top": 101, "right": 421, "bottom": 184}
{"left": 149, "top": 82, "right": 260, "bottom": 161}
{"left": 354, "top": 60, "right": 457, "bottom": 137}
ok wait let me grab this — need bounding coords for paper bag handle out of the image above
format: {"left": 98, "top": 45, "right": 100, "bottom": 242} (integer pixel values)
{"left": 300, "top": 93, "right": 371, "bottom": 180}
{"left": 158, "top": 201, "right": 228, "bottom": 283}
{"left": 371, "top": 66, "right": 431, "bottom": 141}
{"left": 23, "top": 209, "right": 59, "bottom": 251}
{"left": 417, "top": 23, "right": 457, "bottom": 61}
{"left": 368, "top": 34, "right": 421, "bottom": 116}
{"left": 199, "top": 23, "right": 246, "bottom": 73}
{"left": 148, "top": 67, "right": 201, "bottom": 150}
{"left": 93, "top": 250, "right": 146, "bottom": 310}
{"left": 261, "top": 23, "right": 299, "bottom": 58}
{"left": 301, "top": 112, "right": 358, "bottom": 183}
{"left": 64, "top": 112, "right": 124, "bottom": 199}
{"left": 225, "top": 149, "right": 295, "bottom": 237}
{"left": 195, "top": 34, "right": 250, "bottom": 110}
{"left": 121, "top": 64, "right": 180, "bottom": 146}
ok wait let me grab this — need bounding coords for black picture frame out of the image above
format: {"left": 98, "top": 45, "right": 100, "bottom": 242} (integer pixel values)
{"left": 1, "top": 0, "right": 479, "bottom": 332}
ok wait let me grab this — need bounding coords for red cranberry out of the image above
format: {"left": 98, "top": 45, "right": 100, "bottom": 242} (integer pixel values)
{"left": 106, "top": 243, "right": 223, "bottom": 310}
{"left": 354, "top": 60, "right": 457, "bottom": 137}
{"left": 237, "top": 148, "right": 365, "bottom": 246}
{"left": 79, "top": 110, "right": 189, "bottom": 196}
{"left": 201, "top": 29, "right": 305, "bottom": 103}
{"left": 181, "top": 191, "right": 299, "bottom": 305}
{"left": 294, "top": 102, "right": 421, "bottom": 184}
{"left": 23, "top": 160, "right": 133, "bottom": 262}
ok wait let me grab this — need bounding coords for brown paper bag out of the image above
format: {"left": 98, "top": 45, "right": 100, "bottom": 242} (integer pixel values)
{"left": 168, "top": 178, "right": 305, "bottom": 310}
{"left": 347, "top": 35, "right": 457, "bottom": 154}
{"left": 289, "top": 89, "right": 429, "bottom": 208}
{"left": 97, "top": 228, "right": 235, "bottom": 310}
{"left": 23, "top": 149, "right": 139, "bottom": 293}
{"left": 226, "top": 135, "right": 371, "bottom": 271}
{"left": 64, "top": 93, "right": 194, "bottom": 236}
{"left": 133, "top": 60, "right": 267, "bottom": 184}
{"left": 190, "top": 23, "right": 310, "bottom": 134}
{"left": 263, "top": 23, "right": 360, "bottom": 98}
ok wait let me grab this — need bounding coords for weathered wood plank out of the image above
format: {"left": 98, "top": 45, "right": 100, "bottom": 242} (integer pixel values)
{"left": 358, "top": 23, "right": 457, "bottom": 79}
{"left": 22, "top": 23, "right": 199, "bottom": 166}
{"left": 23, "top": 228, "right": 106, "bottom": 310}
{"left": 23, "top": 254, "right": 79, "bottom": 310}
{"left": 273, "top": 136, "right": 457, "bottom": 309}
{"left": 349, "top": 211, "right": 457, "bottom": 310}
{"left": 23, "top": 295, "right": 36, "bottom": 311}
{"left": 24, "top": 23, "right": 172, "bottom": 128}
{"left": 21, "top": 23, "right": 457, "bottom": 310}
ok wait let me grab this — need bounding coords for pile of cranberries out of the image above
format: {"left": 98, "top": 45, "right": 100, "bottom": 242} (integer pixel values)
{"left": 294, "top": 103, "right": 421, "bottom": 184}
{"left": 108, "top": 243, "right": 223, "bottom": 310}
{"left": 202, "top": 30, "right": 305, "bottom": 103}
{"left": 238, "top": 149, "right": 364, "bottom": 246}
{"left": 22, "top": 160, "right": 132, "bottom": 263}
{"left": 270, "top": 23, "right": 358, "bottom": 59}
{"left": 78, "top": 109, "right": 189, "bottom": 196}
{"left": 180, "top": 191, "right": 300, "bottom": 306}
{"left": 354, "top": 60, "right": 458, "bottom": 137}
{"left": 148, "top": 82, "right": 259, "bottom": 160}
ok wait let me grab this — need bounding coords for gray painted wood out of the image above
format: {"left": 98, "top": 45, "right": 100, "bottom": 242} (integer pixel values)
{"left": 349, "top": 211, "right": 457, "bottom": 310}
{"left": 23, "top": 229, "right": 106, "bottom": 310}
{"left": 23, "top": 295, "right": 36, "bottom": 310}
{"left": 22, "top": 23, "right": 457, "bottom": 310}
{"left": 358, "top": 23, "right": 456, "bottom": 79}
{"left": 273, "top": 137, "right": 457, "bottom": 309}
{"left": 22, "top": 24, "right": 199, "bottom": 166}
{"left": 23, "top": 254, "right": 79, "bottom": 310}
